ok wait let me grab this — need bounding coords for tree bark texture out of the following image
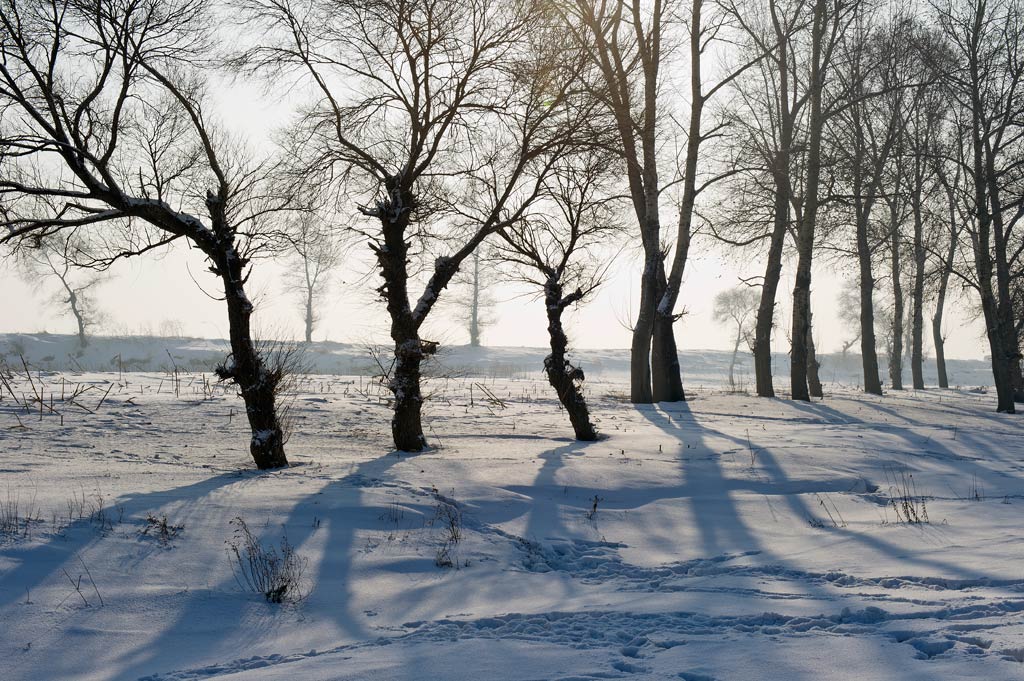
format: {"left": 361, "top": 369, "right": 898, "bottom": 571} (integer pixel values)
{"left": 544, "top": 279, "right": 599, "bottom": 441}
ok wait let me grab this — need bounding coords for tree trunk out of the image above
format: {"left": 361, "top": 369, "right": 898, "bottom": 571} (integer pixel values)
{"left": 728, "top": 332, "right": 741, "bottom": 391}
{"left": 910, "top": 196, "right": 926, "bottom": 390}
{"left": 651, "top": 314, "right": 684, "bottom": 401}
{"left": 304, "top": 289, "right": 314, "bottom": 344}
{"left": 469, "top": 252, "right": 481, "bottom": 347}
{"left": 68, "top": 290, "right": 88, "bottom": 348}
{"left": 630, "top": 249, "right": 658, "bottom": 404}
{"left": 855, "top": 194, "right": 882, "bottom": 394}
{"left": 933, "top": 174, "right": 959, "bottom": 390}
{"left": 807, "top": 311, "right": 823, "bottom": 398}
{"left": 391, "top": 337, "right": 428, "bottom": 451}
{"left": 375, "top": 182, "right": 433, "bottom": 451}
{"left": 753, "top": 28, "right": 794, "bottom": 400}
{"left": 789, "top": 0, "right": 827, "bottom": 403}
{"left": 985, "top": 151, "right": 1023, "bottom": 409}
{"left": 1012, "top": 353, "right": 1024, "bottom": 402}
{"left": 978, "top": 280, "right": 1016, "bottom": 413}
{"left": 888, "top": 197, "right": 904, "bottom": 391}
{"left": 753, "top": 200, "right": 785, "bottom": 398}
{"left": 214, "top": 244, "right": 288, "bottom": 470}
{"left": 653, "top": 0, "right": 706, "bottom": 405}
{"left": 790, "top": 249, "right": 813, "bottom": 402}
{"left": 652, "top": 261, "right": 685, "bottom": 402}
{"left": 932, "top": 310, "right": 949, "bottom": 389}
{"left": 544, "top": 278, "right": 598, "bottom": 441}
{"left": 965, "top": 31, "right": 1016, "bottom": 414}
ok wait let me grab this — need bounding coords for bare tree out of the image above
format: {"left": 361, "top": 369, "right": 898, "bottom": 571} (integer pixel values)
{"left": 495, "top": 153, "right": 621, "bottom": 440}
{"left": 932, "top": 159, "right": 963, "bottom": 388}
{"left": 829, "top": 12, "right": 916, "bottom": 395}
{"left": 16, "top": 230, "right": 106, "bottom": 348}
{"left": 563, "top": 0, "right": 678, "bottom": 404}
{"left": 882, "top": 158, "right": 908, "bottom": 390}
{"left": 282, "top": 214, "right": 341, "bottom": 343}
{"left": 789, "top": 0, "right": 857, "bottom": 402}
{"left": 712, "top": 286, "right": 759, "bottom": 390}
{"left": 934, "top": 0, "right": 1024, "bottom": 412}
{"left": 836, "top": 282, "right": 863, "bottom": 356}
{"left": 903, "top": 37, "right": 948, "bottom": 391}
{"left": 235, "top": 0, "right": 590, "bottom": 450}
{"left": 0, "top": 0, "right": 291, "bottom": 468}
{"left": 449, "top": 251, "right": 496, "bottom": 347}
{"left": 564, "top": 0, "right": 764, "bottom": 404}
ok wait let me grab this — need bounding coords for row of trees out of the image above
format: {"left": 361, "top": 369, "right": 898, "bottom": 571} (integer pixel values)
{"left": 713, "top": 0, "right": 1024, "bottom": 413}
{"left": 1, "top": 0, "right": 1021, "bottom": 471}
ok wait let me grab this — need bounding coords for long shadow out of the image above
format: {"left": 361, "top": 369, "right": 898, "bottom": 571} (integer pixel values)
{"left": 787, "top": 398, "right": 1020, "bottom": 494}
{"left": 633, "top": 402, "right": 815, "bottom": 680}
{"left": 519, "top": 440, "right": 591, "bottom": 545}
{"left": 728, "top": 398, "right": 1016, "bottom": 581}
{"left": 109, "top": 450, "right": 420, "bottom": 681}
{"left": 0, "top": 471, "right": 247, "bottom": 610}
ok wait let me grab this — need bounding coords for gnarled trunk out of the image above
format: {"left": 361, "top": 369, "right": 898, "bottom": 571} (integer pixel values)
{"left": 375, "top": 179, "right": 433, "bottom": 451}
{"left": 544, "top": 278, "right": 598, "bottom": 441}
{"left": 214, "top": 245, "right": 288, "bottom": 470}
{"left": 69, "top": 290, "right": 88, "bottom": 349}
{"left": 391, "top": 338, "right": 429, "bottom": 451}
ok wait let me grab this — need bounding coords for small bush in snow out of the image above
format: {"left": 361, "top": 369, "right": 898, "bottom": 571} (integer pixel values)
{"left": 0, "top": 491, "right": 42, "bottom": 541}
{"left": 140, "top": 514, "right": 183, "bottom": 546}
{"left": 884, "top": 467, "right": 929, "bottom": 525}
{"left": 430, "top": 490, "right": 463, "bottom": 568}
{"left": 227, "top": 517, "right": 307, "bottom": 603}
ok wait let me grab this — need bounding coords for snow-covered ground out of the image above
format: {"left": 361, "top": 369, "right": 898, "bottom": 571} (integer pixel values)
{"left": 1, "top": 346, "right": 1022, "bottom": 680}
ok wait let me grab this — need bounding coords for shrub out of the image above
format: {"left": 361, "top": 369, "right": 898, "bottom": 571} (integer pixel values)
{"left": 227, "top": 517, "right": 307, "bottom": 603}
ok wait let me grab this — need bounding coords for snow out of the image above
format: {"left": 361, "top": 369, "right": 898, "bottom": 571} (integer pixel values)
{"left": 1, "top": 336, "right": 1022, "bottom": 680}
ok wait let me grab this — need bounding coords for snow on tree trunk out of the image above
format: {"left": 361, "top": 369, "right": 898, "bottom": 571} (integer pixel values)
{"left": 391, "top": 339, "right": 429, "bottom": 452}
{"left": 215, "top": 248, "right": 288, "bottom": 470}
{"left": 652, "top": 264, "right": 685, "bottom": 402}
{"left": 544, "top": 279, "right": 598, "bottom": 441}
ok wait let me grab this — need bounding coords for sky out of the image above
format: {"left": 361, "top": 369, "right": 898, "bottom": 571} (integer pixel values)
{"left": 0, "top": 233, "right": 988, "bottom": 360}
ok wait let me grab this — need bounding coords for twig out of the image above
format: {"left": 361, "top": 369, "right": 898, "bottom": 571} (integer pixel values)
{"left": 77, "top": 554, "right": 104, "bottom": 607}
{"left": 61, "top": 568, "right": 89, "bottom": 606}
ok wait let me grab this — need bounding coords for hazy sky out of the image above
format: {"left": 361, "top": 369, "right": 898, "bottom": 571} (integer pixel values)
{"left": 0, "top": 234, "right": 988, "bottom": 360}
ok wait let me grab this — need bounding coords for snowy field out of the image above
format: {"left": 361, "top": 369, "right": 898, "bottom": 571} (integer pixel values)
{"left": 1, "top": 350, "right": 1023, "bottom": 679}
